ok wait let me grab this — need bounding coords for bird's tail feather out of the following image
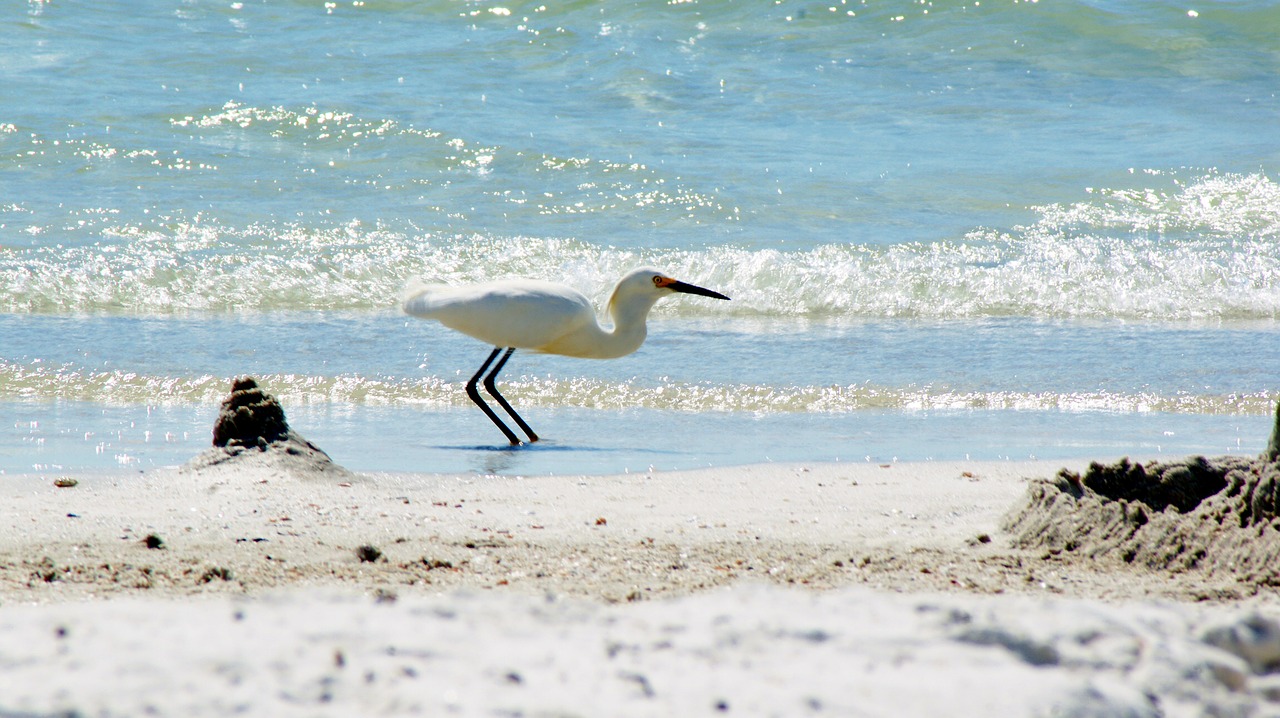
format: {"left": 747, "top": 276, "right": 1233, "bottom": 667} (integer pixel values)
{"left": 400, "top": 276, "right": 446, "bottom": 316}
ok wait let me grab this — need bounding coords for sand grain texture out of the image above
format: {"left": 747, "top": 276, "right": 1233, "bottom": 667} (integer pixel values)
{"left": 3, "top": 458, "right": 1280, "bottom": 716}
{"left": 1006, "top": 454, "right": 1280, "bottom": 588}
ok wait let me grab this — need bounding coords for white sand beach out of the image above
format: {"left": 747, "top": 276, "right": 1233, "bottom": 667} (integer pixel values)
{"left": 3, "top": 449, "right": 1280, "bottom": 716}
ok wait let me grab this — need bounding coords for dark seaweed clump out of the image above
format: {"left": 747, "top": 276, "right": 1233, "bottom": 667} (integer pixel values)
{"left": 212, "top": 377, "right": 291, "bottom": 449}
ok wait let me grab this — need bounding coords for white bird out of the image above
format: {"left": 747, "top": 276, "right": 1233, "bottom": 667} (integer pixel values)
{"left": 403, "top": 267, "right": 730, "bottom": 445}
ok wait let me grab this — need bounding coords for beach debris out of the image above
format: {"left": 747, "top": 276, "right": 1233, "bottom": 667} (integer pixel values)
{"left": 30, "top": 557, "right": 60, "bottom": 585}
{"left": 619, "top": 671, "right": 656, "bottom": 698}
{"left": 53, "top": 477, "right": 78, "bottom": 488}
{"left": 1005, "top": 403, "right": 1280, "bottom": 586}
{"left": 182, "top": 376, "right": 353, "bottom": 478}
{"left": 199, "top": 566, "right": 234, "bottom": 583}
{"left": 356, "top": 544, "right": 383, "bottom": 563}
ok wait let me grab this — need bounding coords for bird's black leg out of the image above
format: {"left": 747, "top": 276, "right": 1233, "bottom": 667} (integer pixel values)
{"left": 484, "top": 347, "right": 539, "bottom": 443}
{"left": 467, "top": 347, "right": 520, "bottom": 445}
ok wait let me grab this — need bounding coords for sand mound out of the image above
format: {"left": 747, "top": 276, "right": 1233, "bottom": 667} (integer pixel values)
{"left": 183, "top": 377, "right": 353, "bottom": 479}
{"left": 1005, "top": 404, "right": 1280, "bottom": 586}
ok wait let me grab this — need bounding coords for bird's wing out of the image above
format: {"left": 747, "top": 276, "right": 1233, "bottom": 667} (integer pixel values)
{"left": 403, "top": 279, "right": 597, "bottom": 350}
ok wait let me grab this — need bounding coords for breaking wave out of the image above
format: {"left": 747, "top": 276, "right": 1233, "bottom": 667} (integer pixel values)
{"left": 2, "top": 360, "right": 1273, "bottom": 417}
{"left": 2, "top": 170, "right": 1278, "bottom": 320}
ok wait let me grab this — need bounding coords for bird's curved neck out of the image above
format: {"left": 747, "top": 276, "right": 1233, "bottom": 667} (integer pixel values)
{"left": 593, "top": 293, "right": 655, "bottom": 358}
{"left": 536, "top": 286, "right": 659, "bottom": 359}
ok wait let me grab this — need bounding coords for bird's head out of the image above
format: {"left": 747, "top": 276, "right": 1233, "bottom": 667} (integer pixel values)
{"left": 616, "top": 267, "right": 731, "bottom": 303}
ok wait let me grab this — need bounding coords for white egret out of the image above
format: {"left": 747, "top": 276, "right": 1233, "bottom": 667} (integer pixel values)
{"left": 402, "top": 267, "right": 730, "bottom": 444}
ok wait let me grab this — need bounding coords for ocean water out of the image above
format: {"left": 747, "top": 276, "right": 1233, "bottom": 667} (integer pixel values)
{"left": 2, "top": 0, "right": 1278, "bottom": 475}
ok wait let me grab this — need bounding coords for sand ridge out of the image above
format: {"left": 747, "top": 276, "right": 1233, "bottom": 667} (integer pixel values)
{"left": 1007, "top": 454, "right": 1280, "bottom": 588}
{"left": 1005, "top": 403, "right": 1280, "bottom": 590}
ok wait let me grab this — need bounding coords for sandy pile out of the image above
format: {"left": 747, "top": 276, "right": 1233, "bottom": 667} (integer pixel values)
{"left": 1005, "top": 404, "right": 1280, "bottom": 588}
{"left": 183, "top": 376, "right": 353, "bottom": 480}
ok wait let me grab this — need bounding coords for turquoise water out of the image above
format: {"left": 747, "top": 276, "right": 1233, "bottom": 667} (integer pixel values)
{"left": 2, "top": 1, "right": 1278, "bottom": 474}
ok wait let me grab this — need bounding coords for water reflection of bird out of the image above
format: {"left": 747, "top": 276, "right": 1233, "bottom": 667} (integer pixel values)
{"left": 403, "top": 267, "right": 730, "bottom": 444}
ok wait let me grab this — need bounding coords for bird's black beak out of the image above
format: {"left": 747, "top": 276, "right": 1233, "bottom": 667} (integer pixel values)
{"left": 668, "top": 279, "right": 730, "bottom": 301}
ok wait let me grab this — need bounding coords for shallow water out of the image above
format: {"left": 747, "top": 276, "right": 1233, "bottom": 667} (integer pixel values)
{"left": 3, "top": 313, "right": 1274, "bottom": 474}
{"left": 2, "top": 1, "right": 1278, "bottom": 474}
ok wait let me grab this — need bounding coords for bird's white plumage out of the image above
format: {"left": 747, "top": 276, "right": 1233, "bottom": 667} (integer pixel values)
{"left": 404, "top": 278, "right": 597, "bottom": 353}
{"left": 402, "top": 267, "right": 721, "bottom": 359}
